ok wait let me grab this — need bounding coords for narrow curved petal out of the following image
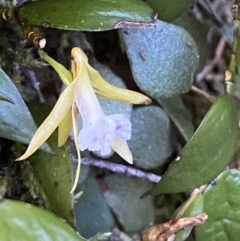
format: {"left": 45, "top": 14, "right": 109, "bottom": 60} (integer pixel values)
{"left": 17, "top": 80, "right": 77, "bottom": 161}
{"left": 58, "top": 109, "right": 73, "bottom": 147}
{"left": 70, "top": 104, "right": 81, "bottom": 193}
{"left": 110, "top": 136, "right": 133, "bottom": 164}
{"left": 86, "top": 64, "right": 151, "bottom": 105}
{"left": 39, "top": 50, "right": 73, "bottom": 86}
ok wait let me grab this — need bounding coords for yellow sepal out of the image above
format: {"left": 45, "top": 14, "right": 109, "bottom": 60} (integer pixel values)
{"left": 58, "top": 109, "right": 73, "bottom": 147}
{"left": 39, "top": 50, "right": 72, "bottom": 86}
{"left": 86, "top": 64, "right": 151, "bottom": 105}
{"left": 17, "top": 79, "right": 77, "bottom": 161}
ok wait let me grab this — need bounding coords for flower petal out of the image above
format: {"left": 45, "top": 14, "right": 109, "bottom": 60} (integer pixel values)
{"left": 110, "top": 136, "right": 133, "bottom": 164}
{"left": 58, "top": 109, "right": 73, "bottom": 147}
{"left": 70, "top": 104, "right": 81, "bottom": 193}
{"left": 17, "top": 80, "right": 77, "bottom": 161}
{"left": 39, "top": 49, "right": 73, "bottom": 86}
{"left": 79, "top": 117, "right": 115, "bottom": 155}
{"left": 108, "top": 114, "right": 131, "bottom": 141}
{"left": 86, "top": 64, "right": 151, "bottom": 105}
{"left": 79, "top": 114, "right": 131, "bottom": 155}
{"left": 74, "top": 65, "right": 104, "bottom": 123}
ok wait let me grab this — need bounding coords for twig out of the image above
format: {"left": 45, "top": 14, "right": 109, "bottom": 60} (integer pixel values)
{"left": 76, "top": 157, "right": 162, "bottom": 183}
{"left": 196, "top": 36, "right": 226, "bottom": 82}
{"left": 174, "top": 185, "right": 206, "bottom": 220}
{"left": 191, "top": 85, "right": 216, "bottom": 102}
{"left": 21, "top": 66, "right": 46, "bottom": 103}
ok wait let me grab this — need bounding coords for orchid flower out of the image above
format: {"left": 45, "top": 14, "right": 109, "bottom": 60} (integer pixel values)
{"left": 17, "top": 47, "right": 151, "bottom": 192}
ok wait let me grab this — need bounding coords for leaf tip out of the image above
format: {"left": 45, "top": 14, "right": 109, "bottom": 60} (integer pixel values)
{"left": 140, "top": 189, "right": 152, "bottom": 199}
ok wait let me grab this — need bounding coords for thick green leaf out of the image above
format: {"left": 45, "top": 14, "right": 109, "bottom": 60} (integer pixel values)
{"left": 29, "top": 104, "right": 74, "bottom": 226}
{"left": 235, "top": 34, "right": 240, "bottom": 73}
{"left": 30, "top": 133, "right": 74, "bottom": 226}
{"left": 19, "top": 0, "right": 156, "bottom": 31}
{"left": 118, "top": 20, "right": 199, "bottom": 98}
{"left": 157, "top": 95, "right": 194, "bottom": 142}
{"left": 233, "top": 74, "right": 240, "bottom": 99}
{"left": 146, "top": 0, "right": 192, "bottom": 22}
{"left": 104, "top": 174, "right": 155, "bottom": 232}
{"left": 74, "top": 167, "right": 114, "bottom": 239}
{"left": 145, "top": 95, "right": 239, "bottom": 195}
{"left": 128, "top": 105, "right": 176, "bottom": 170}
{"left": 0, "top": 91, "right": 14, "bottom": 103}
{"left": 183, "top": 195, "right": 204, "bottom": 217}
{"left": 0, "top": 199, "right": 85, "bottom": 241}
{"left": 0, "top": 68, "right": 51, "bottom": 152}
{"left": 196, "top": 170, "right": 240, "bottom": 241}
{"left": 173, "top": 12, "right": 209, "bottom": 71}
